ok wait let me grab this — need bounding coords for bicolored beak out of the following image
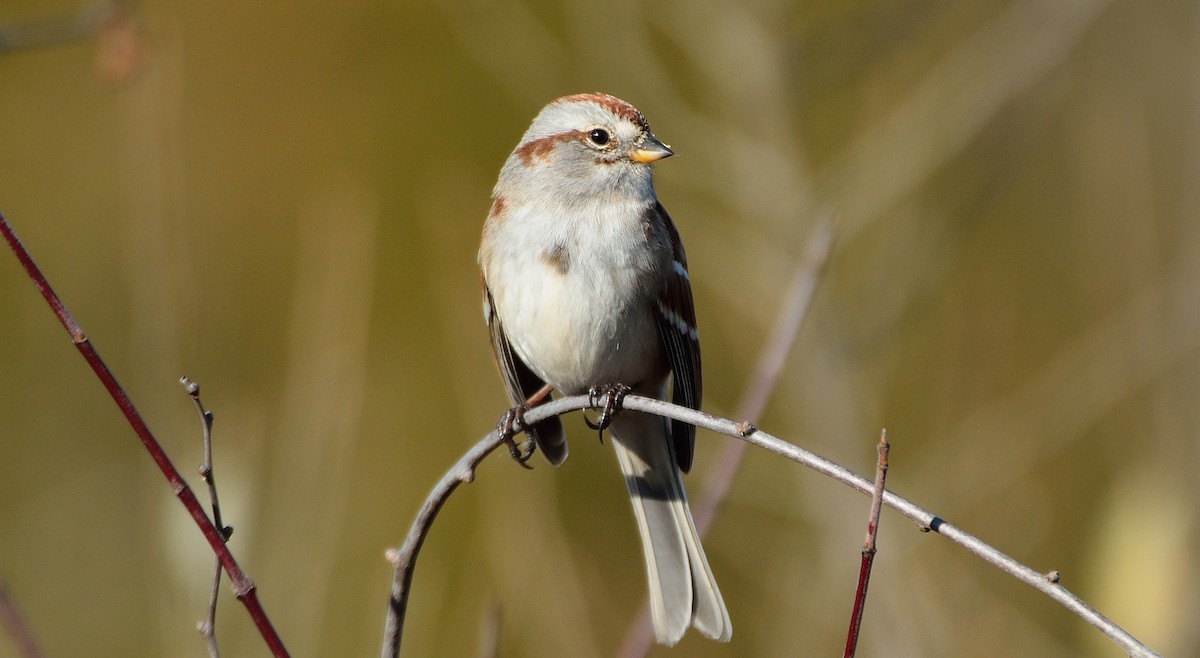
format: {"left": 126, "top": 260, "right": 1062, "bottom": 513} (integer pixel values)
{"left": 630, "top": 134, "right": 674, "bottom": 163}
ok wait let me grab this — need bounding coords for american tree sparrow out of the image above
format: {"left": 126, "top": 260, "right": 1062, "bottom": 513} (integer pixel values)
{"left": 479, "top": 93, "right": 731, "bottom": 645}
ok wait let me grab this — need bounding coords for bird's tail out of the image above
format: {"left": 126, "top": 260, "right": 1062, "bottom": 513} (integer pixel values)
{"left": 609, "top": 408, "right": 732, "bottom": 646}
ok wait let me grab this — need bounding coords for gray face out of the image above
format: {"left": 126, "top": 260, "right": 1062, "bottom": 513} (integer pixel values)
{"left": 497, "top": 95, "right": 665, "bottom": 209}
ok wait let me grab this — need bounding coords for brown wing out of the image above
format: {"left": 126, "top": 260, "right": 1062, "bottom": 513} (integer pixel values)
{"left": 653, "top": 202, "right": 702, "bottom": 473}
{"left": 483, "top": 278, "right": 567, "bottom": 466}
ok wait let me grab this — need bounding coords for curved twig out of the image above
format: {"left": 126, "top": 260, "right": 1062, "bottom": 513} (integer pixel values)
{"left": 381, "top": 394, "right": 1161, "bottom": 658}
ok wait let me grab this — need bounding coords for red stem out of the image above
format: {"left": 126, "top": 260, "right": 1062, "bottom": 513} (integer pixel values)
{"left": 1, "top": 212, "right": 289, "bottom": 657}
{"left": 843, "top": 430, "right": 889, "bottom": 658}
{"left": 842, "top": 547, "right": 875, "bottom": 658}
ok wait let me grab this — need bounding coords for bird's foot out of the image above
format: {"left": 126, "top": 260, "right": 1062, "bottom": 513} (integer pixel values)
{"left": 497, "top": 406, "right": 536, "bottom": 469}
{"left": 584, "top": 383, "right": 632, "bottom": 442}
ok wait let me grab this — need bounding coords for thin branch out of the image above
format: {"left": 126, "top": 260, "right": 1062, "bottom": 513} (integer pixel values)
{"left": 182, "top": 377, "right": 233, "bottom": 658}
{"left": 843, "top": 429, "right": 890, "bottom": 658}
{"left": 378, "top": 386, "right": 550, "bottom": 657}
{"left": 0, "top": 581, "right": 43, "bottom": 658}
{"left": 697, "top": 217, "right": 835, "bottom": 529}
{"left": 383, "top": 394, "right": 1161, "bottom": 658}
{"left": 380, "top": 425, "right": 511, "bottom": 657}
{"left": 0, "top": 212, "right": 289, "bottom": 657}
{"left": 619, "top": 218, "right": 835, "bottom": 657}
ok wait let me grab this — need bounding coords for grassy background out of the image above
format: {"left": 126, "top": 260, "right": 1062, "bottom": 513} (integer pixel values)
{"left": 1, "top": 0, "right": 1196, "bottom": 656}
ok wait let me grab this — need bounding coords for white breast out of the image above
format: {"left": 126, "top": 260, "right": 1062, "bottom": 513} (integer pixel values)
{"left": 482, "top": 200, "right": 666, "bottom": 394}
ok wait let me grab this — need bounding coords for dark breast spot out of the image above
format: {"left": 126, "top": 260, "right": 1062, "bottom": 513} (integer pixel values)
{"left": 540, "top": 244, "right": 570, "bottom": 275}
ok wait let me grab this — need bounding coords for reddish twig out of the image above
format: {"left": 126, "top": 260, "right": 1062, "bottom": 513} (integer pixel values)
{"left": 0, "top": 212, "right": 288, "bottom": 657}
{"left": 0, "top": 581, "right": 43, "bottom": 658}
{"left": 844, "top": 429, "right": 889, "bottom": 658}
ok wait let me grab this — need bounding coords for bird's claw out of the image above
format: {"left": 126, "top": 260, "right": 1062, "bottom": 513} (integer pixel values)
{"left": 584, "top": 383, "right": 632, "bottom": 442}
{"left": 497, "top": 406, "right": 536, "bottom": 469}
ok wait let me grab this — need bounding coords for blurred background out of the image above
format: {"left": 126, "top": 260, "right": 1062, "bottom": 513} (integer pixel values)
{"left": 1, "top": 0, "right": 1196, "bottom": 656}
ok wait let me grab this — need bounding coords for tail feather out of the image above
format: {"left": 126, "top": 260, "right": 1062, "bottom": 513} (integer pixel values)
{"left": 610, "top": 409, "right": 732, "bottom": 646}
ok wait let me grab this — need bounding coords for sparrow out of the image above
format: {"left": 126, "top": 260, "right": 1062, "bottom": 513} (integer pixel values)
{"left": 478, "top": 93, "right": 731, "bottom": 645}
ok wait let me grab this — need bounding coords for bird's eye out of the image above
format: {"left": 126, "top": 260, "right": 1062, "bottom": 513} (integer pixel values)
{"left": 587, "top": 128, "right": 611, "bottom": 146}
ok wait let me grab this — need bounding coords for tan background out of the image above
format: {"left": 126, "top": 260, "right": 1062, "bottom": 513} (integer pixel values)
{"left": 1, "top": 1, "right": 1195, "bottom": 656}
